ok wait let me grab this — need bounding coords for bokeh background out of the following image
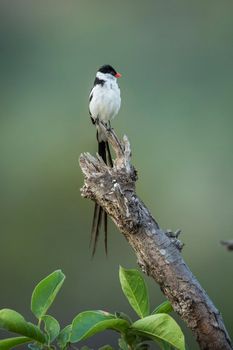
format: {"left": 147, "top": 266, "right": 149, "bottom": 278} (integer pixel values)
{"left": 0, "top": 1, "right": 233, "bottom": 348}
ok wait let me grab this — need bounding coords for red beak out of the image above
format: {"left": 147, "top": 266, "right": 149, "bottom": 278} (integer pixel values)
{"left": 115, "top": 72, "right": 122, "bottom": 78}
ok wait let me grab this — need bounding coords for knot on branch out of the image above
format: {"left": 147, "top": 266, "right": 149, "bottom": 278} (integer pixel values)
{"left": 165, "top": 229, "right": 184, "bottom": 251}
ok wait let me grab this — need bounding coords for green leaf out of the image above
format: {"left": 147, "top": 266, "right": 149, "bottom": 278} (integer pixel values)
{"left": 70, "top": 310, "right": 130, "bottom": 343}
{"left": 119, "top": 266, "right": 149, "bottom": 318}
{"left": 152, "top": 301, "right": 173, "bottom": 315}
{"left": 0, "top": 309, "right": 46, "bottom": 343}
{"left": 115, "top": 312, "right": 132, "bottom": 324}
{"left": 41, "top": 315, "right": 60, "bottom": 343}
{"left": 98, "top": 346, "right": 114, "bottom": 350}
{"left": 56, "top": 324, "right": 72, "bottom": 349}
{"left": 31, "top": 270, "right": 65, "bottom": 319}
{"left": 131, "top": 314, "right": 185, "bottom": 350}
{"left": 0, "top": 336, "right": 31, "bottom": 350}
{"left": 156, "top": 339, "right": 174, "bottom": 350}
{"left": 118, "top": 338, "right": 129, "bottom": 350}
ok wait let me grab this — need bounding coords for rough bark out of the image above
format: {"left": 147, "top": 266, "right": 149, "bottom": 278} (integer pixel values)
{"left": 79, "top": 123, "right": 232, "bottom": 350}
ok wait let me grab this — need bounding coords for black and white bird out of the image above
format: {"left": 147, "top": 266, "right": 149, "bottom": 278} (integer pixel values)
{"left": 89, "top": 64, "right": 122, "bottom": 255}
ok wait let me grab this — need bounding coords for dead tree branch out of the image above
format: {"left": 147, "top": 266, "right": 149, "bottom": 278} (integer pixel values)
{"left": 79, "top": 124, "right": 232, "bottom": 350}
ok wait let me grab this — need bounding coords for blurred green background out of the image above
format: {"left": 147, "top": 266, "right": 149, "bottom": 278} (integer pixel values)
{"left": 0, "top": 1, "right": 233, "bottom": 348}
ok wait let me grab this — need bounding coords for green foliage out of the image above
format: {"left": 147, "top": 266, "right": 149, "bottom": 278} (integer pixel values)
{"left": 119, "top": 266, "right": 150, "bottom": 318}
{"left": 56, "top": 325, "right": 72, "bottom": 349}
{"left": 152, "top": 301, "right": 174, "bottom": 315}
{"left": 41, "top": 315, "right": 60, "bottom": 343}
{"left": 70, "top": 310, "right": 129, "bottom": 343}
{"left": 31, "top": 269, "right": 65, "bottom": 319}
{"left": 0, "top": 309, "right": 46, "bottom": 343}
{"left": 132, "top": 314, "right": 185, "bottom": 350}
{"left": 0, "top": 267, "right": 186, "bottom": 350}
{"left": 0, "top": 336, "right": 31, "bottom": 350}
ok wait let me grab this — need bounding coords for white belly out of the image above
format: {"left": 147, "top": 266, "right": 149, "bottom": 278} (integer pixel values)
{"left": 89, "top": 82, "right": 121, "bottom": 123}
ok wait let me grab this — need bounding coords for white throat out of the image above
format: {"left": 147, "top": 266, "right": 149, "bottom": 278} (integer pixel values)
{"left": 96, "top": 71, "right": 116, "bottom": 82}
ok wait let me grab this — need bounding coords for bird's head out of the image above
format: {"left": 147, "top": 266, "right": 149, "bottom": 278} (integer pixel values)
{"left": 97, "top": 64, "right": 122, "bottom": 80}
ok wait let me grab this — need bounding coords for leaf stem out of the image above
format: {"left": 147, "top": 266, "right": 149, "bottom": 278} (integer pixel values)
{"left": 38, "top": 318, "right": 42, "bottom": 328}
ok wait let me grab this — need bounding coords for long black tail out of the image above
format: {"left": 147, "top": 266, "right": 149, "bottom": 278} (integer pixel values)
{"left": 90, "top": 140, "right": 113, "bottom": 256}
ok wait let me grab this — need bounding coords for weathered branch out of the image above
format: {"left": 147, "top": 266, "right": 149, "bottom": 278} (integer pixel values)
{"left": 79, "top": 124, "right": 232, "bottom": 350}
